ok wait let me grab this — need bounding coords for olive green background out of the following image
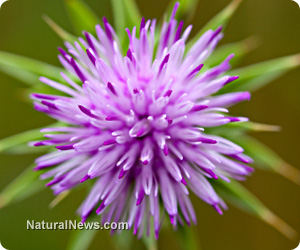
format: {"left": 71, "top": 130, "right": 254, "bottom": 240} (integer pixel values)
{"left": 0, "top": 0, "right": 299, "bottom": 249}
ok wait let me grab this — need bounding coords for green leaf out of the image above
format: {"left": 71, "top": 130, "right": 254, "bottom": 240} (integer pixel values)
{"left": 0, "top": 122, "right": 63, "bottom": 154}
{"left": 0, "top": 64, "right": 40, "bottom": 86}
{"left": 142, "top": 231, "right": 157, "bottom": 250}
{"left": 0, "top": 165, "right": 44, "bottom": 209}
{"left": 140, "top": 216, "right": 157, "bottom": 250}
{"left": 205, "top": 36, "right": 260, "bottom": 68}
{"left": 166, "top": 0, "right": 199, "bottom": 22}
{"left": 175, "top": 226, "right": 201, "bottom": 250}
{"left": 110, "top": 0, "right": 126, "bottom": 39}
{"left": 64, "top": 0, "right": 100, "bottom": 35}
{"left": 113, "top": 229, "right": 134, "bottom": 250}
{"left": 110, "top": 0, "right": 141, "bottom": 53}
{"left": 220, "top": 54, "right": 300, "bottom": 93}
{"left": 205, "top": 122, "right": 280, "bottom": 139}
{"left": 22, "top": 83, "right": 68, "bottom": 97}
{"left": 1, "top": 144, "right": 51, "bottom": 155}
{"left": 122, "top": 0, "right": 142, "bottom": 29}
{"left": 228, "top": 134, "right": 300, "bottom": 185}
{"left": 0, "top": 51, "right": 67, "bottom": 84}
{"left": 43, "top": 15, "right": 77, "bottom": 43}
{"left": 212, "top": 179, "right": 297, "bottom": 240}
{"left": 224, "top": 121, "right": 281, "bottom": 132}
{"left": 0, "top": 128, "right": 43, "bottom": 154}
{"left": 66, "top": 218, "right": 98, "bottom": 250}
{"left": 49, "top": 191, "right": 70, "bottom": 209}
{"left": 187, "top": 0, "right": 243, "bottom": 50}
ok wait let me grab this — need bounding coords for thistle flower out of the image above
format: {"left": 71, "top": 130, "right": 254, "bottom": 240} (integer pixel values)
{"left": 32, "top": 3, "right": 254, "bottom": 238}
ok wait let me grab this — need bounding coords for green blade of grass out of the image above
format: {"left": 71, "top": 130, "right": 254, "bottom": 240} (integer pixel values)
{"left": 228, "top": 134, "right": 300, "bottom": 185}
{"left": 205, "top": 36, "right": 259, "bottom": 69}
{"left": 220, "top": 54, "right": 300, "bottom": 93}
{"left": 122, "top": 0, "right": 142, "bottom": 29}
{"left": 142, "top": 219, "right": 158, "bottom": 250}
{"left": 0, "top": 122, "right": 63, "bottom": 154}
{"left": 187, "top": 0, "right": 243, "bottom": 51}
{"left": 212, "top": 179, "right": 297, "bottom": 240}
{"left": 0, "top": 165, "right": 44, "bottom": 209}
{"left": 0, "top": 64, "right": 40, "bottom": 86}
{"left": 165, "top": 0, "right": 199, "bottom": 22}
{"left": 110, "top": 0, "right": 126, "bottom": 40}
{"left": 224, "top": 121, "right": 281, "bottom": 132}
{"left": 175, "top": 226, "right": 201, "bottom": 250}
{"left": 0, "top": 129, "right": 43, "bottom": 154}
{"left": 113, "top": 230, "right": 134, "bottom": 250}
{"left": 0, "top": 51, "right": 67, "bottom": 84}
{"left": 66, "top": 217, "right": 98, "bottom": 250}
{"left": 64, "top": 0, "right": 100, "bottom": 35}
{"left": 43, "top": 15, "right": 77, "bottom": 43}
{"left": 49, "top": 191, "right": 70, "bottom": 209}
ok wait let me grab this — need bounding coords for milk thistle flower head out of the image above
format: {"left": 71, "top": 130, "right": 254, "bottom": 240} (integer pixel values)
{"left": 32, "top": 2, "right": 254, "bottom": 238}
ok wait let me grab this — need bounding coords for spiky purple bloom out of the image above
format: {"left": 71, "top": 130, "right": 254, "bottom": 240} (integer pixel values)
{"left": 32, "top": 4, "right": 253, "bottom": 238}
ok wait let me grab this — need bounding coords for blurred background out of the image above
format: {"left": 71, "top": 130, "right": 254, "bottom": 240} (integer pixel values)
{"left": 0, "top": 0, "right": 299, "bottom": 249}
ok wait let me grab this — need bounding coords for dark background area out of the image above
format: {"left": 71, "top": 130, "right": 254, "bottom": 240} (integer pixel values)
{"left": 0, "top": 0, "right": 299, "bottom": 249}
